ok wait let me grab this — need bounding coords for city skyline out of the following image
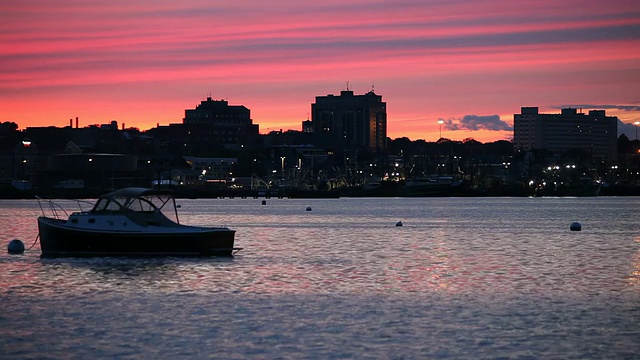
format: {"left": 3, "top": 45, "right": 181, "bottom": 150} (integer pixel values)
{"left": 1, "top": 0, "right": 639, "bottom": 143}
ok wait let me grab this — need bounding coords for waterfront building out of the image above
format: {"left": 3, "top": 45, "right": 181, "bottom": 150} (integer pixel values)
{"left": 184, "top": 97, "right": 251, "bottom": 126}
{"left": 0, "top": 139, "right": 39, "bottom": 183}
{"left": 182, "top": 156, "right": 237, "bottom": 182}
{"left": 513, "top": 107, "right": 618, "bottom": 161}
{"left": 180, "top": 97, "right": 260, "bottom": 148}
{"left": 311, "top": 89, "right": 387, "bottom": 150}
{"left": 45, "top": 153, "right": 138, "bottom": 190}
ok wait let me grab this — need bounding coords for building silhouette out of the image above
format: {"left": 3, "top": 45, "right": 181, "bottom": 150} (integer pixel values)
{"left": 513, "top": 107, "right": 618, "bottom": 161}
{"left": 5, "top": 91, "right": 640, "bottom": 198}
{"left": 184, "top": 97, "right": 251, "bottom": 126}
{"left": 149, "top": 97, "right": 260, "bottom": 153}
{"left": 184, "top": 96, "right": 259, "bottom": 147}
{"left": 311, "top": 89, "right": 387, "bottom": 150}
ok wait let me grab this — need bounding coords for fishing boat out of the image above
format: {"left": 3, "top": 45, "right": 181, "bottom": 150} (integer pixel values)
{"left": 37, "top": 187, "right": 239, "bottom": 257}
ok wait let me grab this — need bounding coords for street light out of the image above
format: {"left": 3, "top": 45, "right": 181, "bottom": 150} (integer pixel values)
{"left": 437, "top": 119, "right": 444, "bottom": 139}
{"left": 280, "top": 156, "right": 286, "bottom": 177}
{"left": 635, "top": 121, "right": 640, "bottom": 140}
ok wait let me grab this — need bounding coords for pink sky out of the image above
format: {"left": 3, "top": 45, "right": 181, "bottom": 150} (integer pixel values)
{"left": 1, "top": 0, "right": 639, "bottom": 143}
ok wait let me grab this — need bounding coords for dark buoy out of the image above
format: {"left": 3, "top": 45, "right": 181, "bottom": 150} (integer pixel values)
{"left": 570, "top": 222, "right": 582, "bottom": 231}
{"left": 306, "top": 206, "right": 312, "bottom": 211}
{"left": 261, "top": 200, "right": 267, "bottom": 205}
{"left": 396, "top": 221, "right": 403, "bottom": 226}
{"left": 7, "top": 239, "right": 25, "bottom": 255}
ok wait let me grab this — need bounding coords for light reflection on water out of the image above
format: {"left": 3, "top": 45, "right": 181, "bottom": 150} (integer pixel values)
{"left": 1, "top": 197, "right": 640, "bottom": 296}
{"left": 1, "top": 197, "right": 640, "bottom": 358}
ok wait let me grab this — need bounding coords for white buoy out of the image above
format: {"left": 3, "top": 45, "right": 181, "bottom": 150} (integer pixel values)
{"left": 570, "top": 222, "right": 582, "bottom": 231}
{"left": 306, "top": 206, "right": 312, "bottom": 211}
{"left": 396, "top": 221, "right": 403, "bottom": 226}
{"left": 7, "top": 239, "right": 25, "bottom": 254}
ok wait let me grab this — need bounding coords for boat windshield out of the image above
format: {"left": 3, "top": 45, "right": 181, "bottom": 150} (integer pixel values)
{"left": 124, "top": 195, "right": 172, "bottom": 212}
{"left": 92, "top": 194, "right": 173, "bottom": 213}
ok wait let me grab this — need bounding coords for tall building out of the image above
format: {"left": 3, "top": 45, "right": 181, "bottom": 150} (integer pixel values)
{"left": 179, "top": 97, "right": 259, "bottom": 149}
{"left": 311, "top": 89, "right": 387, "bottom": 150}
{"left": 513, "top": 107, "right": 617, "bottom": 161}
{"left": 184, "top": 97, "right": 252, "bottom": 127}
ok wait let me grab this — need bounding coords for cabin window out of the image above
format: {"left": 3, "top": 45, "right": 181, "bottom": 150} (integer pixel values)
{"left": 105, "top": 200, "right": 123, "bottom": 211}
{"left": 93, "top": 198, "right": 123, "bottom": 212}
{"left": 126, "top": 197, "right": 157, "bottom": 212}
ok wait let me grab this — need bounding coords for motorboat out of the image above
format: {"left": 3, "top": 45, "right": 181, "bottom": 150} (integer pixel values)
{"left": 37, "top": 187, "right": 239, "bottom": 257}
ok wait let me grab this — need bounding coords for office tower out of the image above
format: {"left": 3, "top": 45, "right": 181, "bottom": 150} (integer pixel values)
{"left": 311, "top": 89, "right": 387, "bottom": 150}
{"left": 513, "top": 107, "right": 617, "bottom": 160}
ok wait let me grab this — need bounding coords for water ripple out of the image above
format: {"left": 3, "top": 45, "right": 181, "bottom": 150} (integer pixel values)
{"left": 1, "top": 197, "right": 640, "bottom": 358}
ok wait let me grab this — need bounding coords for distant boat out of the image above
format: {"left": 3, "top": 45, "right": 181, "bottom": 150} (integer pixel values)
{"left": 37, "top": 187, "right": 239, "bottom": 257}
{"left": 341, "top": 179, "right": 402, "bottom": 197}
{"left": 400, "top": 176, "right": 462, "bottom": 197}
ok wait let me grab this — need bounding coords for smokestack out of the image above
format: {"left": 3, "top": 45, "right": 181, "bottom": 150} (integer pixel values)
{"left": 75, "top": 117, "right": 79, "bottom": 128}
{"left": 70, "top": 118, "right": 73, "bottom": 127}
{"left": 122, "top": 123, "right": 125, "bottom": 130}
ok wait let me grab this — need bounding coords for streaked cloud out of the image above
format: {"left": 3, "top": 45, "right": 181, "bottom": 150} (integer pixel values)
{"left": 555, "top": 104, "right": 640, "bottom": 112}
{"left": 0, "top": 0, "right": 639, "bottom": 142}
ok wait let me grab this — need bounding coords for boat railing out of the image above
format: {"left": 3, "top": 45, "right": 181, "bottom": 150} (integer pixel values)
{"left": 36, "top": 196, "right": 94, "bottom": 220}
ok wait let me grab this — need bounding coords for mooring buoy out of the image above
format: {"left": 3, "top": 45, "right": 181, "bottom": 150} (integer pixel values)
{"left": 261, "top": 200, "right": 267, "bottom": 205}
{"left": 396, "top": 221, "right": 403, "bottom": 226}
{"left": 7, "top": 239, "right": 25, "bottom": 255}
{"left": 570, "top": 222, "right": 582, "bottom": 231}
{"left": 306, "top": 206, "right": 312, "bottom": 211}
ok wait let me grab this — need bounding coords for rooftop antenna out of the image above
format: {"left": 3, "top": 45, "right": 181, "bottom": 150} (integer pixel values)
{"left": 371, "top": 84, "right": 375, "bottom": 92}
{"left": 346, "top": 81, "right": 350, "bottom": 91}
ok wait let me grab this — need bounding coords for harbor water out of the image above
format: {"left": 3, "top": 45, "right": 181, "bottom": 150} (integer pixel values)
{"left": 1, "top": 197, "right": 639, "bottom": 359}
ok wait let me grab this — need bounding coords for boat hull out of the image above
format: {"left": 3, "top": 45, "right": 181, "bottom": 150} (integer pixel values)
{"left": 38, "top": 217, "right": 237, "bottom": 258}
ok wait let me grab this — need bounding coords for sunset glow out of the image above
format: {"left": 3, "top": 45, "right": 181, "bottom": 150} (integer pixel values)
{"left": 1, "top": 0, "right": 639, "bottom": 142}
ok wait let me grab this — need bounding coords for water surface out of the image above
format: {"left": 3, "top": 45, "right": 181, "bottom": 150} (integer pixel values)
{"left": 1, "top": 197, "right": 639, "bottom": 358}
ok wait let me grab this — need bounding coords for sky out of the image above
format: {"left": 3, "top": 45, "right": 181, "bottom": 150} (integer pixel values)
{"left": 1, "top": 0, "right": 639, "bottom": 143}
